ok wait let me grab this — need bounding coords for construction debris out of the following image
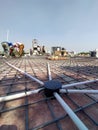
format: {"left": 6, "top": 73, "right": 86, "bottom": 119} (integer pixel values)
{"left": 47, "top": 56, "right": 67, "bottom": 60}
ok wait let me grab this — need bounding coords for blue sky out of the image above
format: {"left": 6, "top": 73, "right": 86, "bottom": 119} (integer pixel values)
{"left": 0, "top": 0, "right": 98, "bottom": 52}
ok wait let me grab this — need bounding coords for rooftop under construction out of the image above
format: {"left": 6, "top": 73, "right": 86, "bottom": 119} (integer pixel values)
{"left": 0, "top": 56, "right": 98, "bottom": 130}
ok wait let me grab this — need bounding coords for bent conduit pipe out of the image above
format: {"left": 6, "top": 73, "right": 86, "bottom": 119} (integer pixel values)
{"left": 4, "top": 61, "right": 44, "bottom": 86}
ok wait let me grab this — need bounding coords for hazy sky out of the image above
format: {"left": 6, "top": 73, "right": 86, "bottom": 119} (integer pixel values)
{"left": 0, "top": 0, "right": 98, "bottom": 52}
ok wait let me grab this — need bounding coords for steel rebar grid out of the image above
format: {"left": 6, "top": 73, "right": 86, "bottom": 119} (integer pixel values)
{"left": 54, "top": 92, "right": 88, "bottom": 130}
{"left": 4, "top": 60, "right": 44, "bottom": 86}
{"left": 0, "top": 58, "right": 98, "bottom": 129}
{"left": 0, "top": 60, "right": 44, "bottom": 102}
{"left": 61, "top": 57, "right": 98, "bottom": 80}
{"left": 69, "top": 94, "right": 98, "bottom": 126}
{"left": 47, "top": 63, "right": 88, "bottom": 130}
{"left": 1, "top": 60, "right": 98, "bottom": 103}
{"left": 41, "top": 58, "right": 98, "bottom": 89}
{"left": 1, "top": 94, "right": 97, "bottom": 125}
{"left": 0, "top": 59, "right": 97, "bottom": 127}
{"left": 0, "top": 59, "right": 23, "bottom": 111}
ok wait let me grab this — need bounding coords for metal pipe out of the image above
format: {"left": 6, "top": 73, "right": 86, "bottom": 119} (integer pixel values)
{"left": 47, "top": 63, "right": 62, "bottom": 129}
{"left": 48, "top": 62, "right": 87, "bottom": 129}
{"left": 4, "top": 61, "right": 44, "bottom": 85}
{"left": 62, "top": 79, "right": 98, "bottom": 89}
{"left": 54, "top": 92, "right": 88, "bottom": 130}
{"left": 0, "top": 88, "right": 43, "bottom": 102}
{"left": 60, "top": 89, "right": 98, "bottom": 94}
{"left": 47, "top": 63, "right": 52, "bottom": 80}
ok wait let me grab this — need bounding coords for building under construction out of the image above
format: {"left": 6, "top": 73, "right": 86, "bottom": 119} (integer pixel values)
{"left": 51, "top": 46, "right": 67, "bottom": 56}
{"left": 32, "top": 39, "right": 46, "bottom": 55}
{"left": 0, "top": 56, "right": 98, "bottom": 130}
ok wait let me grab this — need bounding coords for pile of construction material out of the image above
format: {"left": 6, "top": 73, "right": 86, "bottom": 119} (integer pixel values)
{"left": 47, "top": 46, "right": 68, "bottom": 60}
{"left": 47, "top": 55, "right": 67, "bottom": 60}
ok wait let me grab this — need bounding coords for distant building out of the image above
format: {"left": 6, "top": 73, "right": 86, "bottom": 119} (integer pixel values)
{"left": 32, "top": 39, "right": 38, "bottom": 55}
{"left": 51, "top": 47, "right": 61, "bottom": 54}
{"left": 95, "top": 49, "right": 98, "bottom": 57}
{"left": 32, "top": 39, "right": 46, "bottom": 55}
{"left": 90, "top": 49, "right": 98, "bottom": 58}
{"left": 51, "top": 46, "right": 67, "bottom": 56}
{"left": 90, "top": 51, "right": 96, "bottom": 57}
